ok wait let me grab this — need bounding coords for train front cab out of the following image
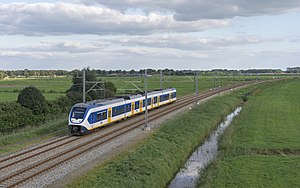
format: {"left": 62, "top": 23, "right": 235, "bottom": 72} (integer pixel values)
{"left": 69, "top": 106, "right": 92, "bottom": 135}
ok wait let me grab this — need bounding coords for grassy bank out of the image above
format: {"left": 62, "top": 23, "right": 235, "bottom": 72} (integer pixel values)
{"left": 199, "top": 79, "right": 300, "bottom": 187}
{"left": 66, "top": 81, "right": 273, "bottom": 188}
{"left": 0, "top": 116, "right": 69, "bottom": 156}
{"left": 200, "top": 155, "right": 300, "bottom": 188}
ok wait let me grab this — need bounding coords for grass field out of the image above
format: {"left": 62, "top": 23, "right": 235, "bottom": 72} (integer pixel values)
{"left": 200, "top": 156, "right": 300, "bottom": 188}
{"left": 101, "top": 74, "right": 282, "bottom": 97}
{"left": 66, "top": 82, "right": 268, "bottom": 188}
{"left": 199, "top": 79, "right": 300, "bottom": 187}
{"left": 0, "top": 75, "right": 288, "bottom": 102}
{"left": 0, "top": 77, "right": 71, "bottom": 102}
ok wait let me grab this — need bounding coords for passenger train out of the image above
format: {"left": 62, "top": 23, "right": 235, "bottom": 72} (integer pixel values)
{"left": 68, "top": 88, "right": 177, "bottom": 135}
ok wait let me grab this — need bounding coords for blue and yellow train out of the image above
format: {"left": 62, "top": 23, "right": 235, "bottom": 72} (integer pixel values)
{"left": 68, "top": 88, "right": 177, "bottom": 135}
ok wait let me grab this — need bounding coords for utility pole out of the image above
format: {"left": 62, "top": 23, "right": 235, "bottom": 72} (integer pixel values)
{"left": 144, "top": 69, "right": 149, "bottom": 131}
{"left": 232, "top": 72, "right": 235, "bottom": 89}
{"left": 256, "top": 71, "right": 258, "bottom": 82}
{"left": 83, "top": 69, "right": 86, "bottom": 103}
{"left": 195, "top": 71, "right": 199, "bottom": 100}
{"left": 213, "top": 72, "right": 216, "bottom": 88}
{"left": 102, "top": 81, "right": 105, "bottom": 99}
{"left": 160, "top": 69, "right": 163, "bottom": 90}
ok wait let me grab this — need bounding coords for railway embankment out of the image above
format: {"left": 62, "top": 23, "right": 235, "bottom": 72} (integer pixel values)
{"left": 67, "top": 81, "right": 285, "bottom": 188}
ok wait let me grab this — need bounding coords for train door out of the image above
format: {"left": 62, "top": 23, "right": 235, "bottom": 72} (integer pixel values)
{"left": 108, "top": 108, "right": 112, "bottom": 122}
{"left": 169, "top": 93, "right": 171, "bottom": 102}
{"left": 139, "top": 100, "right": 142, "bottom": 112}
{"left": 151, "top": 98, "right": 154, "bottom": 108}
{"left": 158, "top": 96, "right": 160, "bottom": 106}
{"left": 131, "top": 102, "right": 134, "bottom": 114}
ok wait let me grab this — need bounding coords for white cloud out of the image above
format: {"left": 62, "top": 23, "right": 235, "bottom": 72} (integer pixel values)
{"left": 38, "top": 40, "right": 108, "bottom": 53}
{"left": 81, "top": 0, "right": 300, "bottom": 20}
{"left": 107, "top": 35, "right": 282, "bottom": 51}
{"left": 0, "top": 2, "right": 228, "bottom": 36}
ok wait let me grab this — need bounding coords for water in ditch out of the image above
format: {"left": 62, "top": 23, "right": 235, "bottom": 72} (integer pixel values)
{"left": 168, "top": 107, "right": 242, "bottom": 188}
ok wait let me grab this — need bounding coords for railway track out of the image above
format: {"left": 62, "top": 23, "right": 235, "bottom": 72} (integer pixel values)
{"left": 0, "top": 81, "right": 256, "bottom": 187}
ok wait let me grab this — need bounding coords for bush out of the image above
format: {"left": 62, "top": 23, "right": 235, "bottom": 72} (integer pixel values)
{"left": 46, "top": 96, "right": 72, "bottom": 114}
{"left": 56, "top": 96, "right": 72, "bottom": 113}
{"left": 17, "top": 86, "right": 47, "bottom": 115}
{"left": 0, "top": 102, "right": 44, "bottom": 133}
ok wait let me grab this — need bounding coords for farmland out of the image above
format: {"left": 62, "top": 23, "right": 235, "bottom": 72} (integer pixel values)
{"left": 0, "top": 74, "right": 286, "bottom": 102}
{"left": 0, "top": 77, "right": 71, "bottom": 102}
{"left": 199, "top": 79, "right": 300, "bottom": 187}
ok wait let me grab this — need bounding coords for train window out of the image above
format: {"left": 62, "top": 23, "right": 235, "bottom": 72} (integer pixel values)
{"left": 113, "top": 105, "right": 125, "bottom": 116}
{"left": 88, "top": 114, "right": 93, "bottom": 124}
{"left": 112, "top": 107, "right": 117, "bottom": 117}
{"left": 154, "top": 97, "right": 157, "bottom": 104}
{"left": 120, "top": 105, "right": 125, "bottom": 114}
{"left": 71, "top": 107, "right": 86, "bottom": 119}
{"left": 102, "top": 111, "right": 107, "bottom": 120}
{"left": 89, "top": 110, "right": 108, "bottom": 123}
{"left": 97, "top": 113, "right": 101, "bottom": 121}
{"left": 160, "top": 94, "right": 169, "bottom": 102}
{"left": 135, "top": 101, "right": 139, "bottom": 109}
{"left": 147, "top": 98, "right": 151, "bottom": 105}
{"left": 126, "top": 104, "right": 131, "bottom": 112}
{"left": 142, "top": 99, "right": 151, "bottom": 107}
{"left": 171, "top": 92, "right": 176, "bottom": 98}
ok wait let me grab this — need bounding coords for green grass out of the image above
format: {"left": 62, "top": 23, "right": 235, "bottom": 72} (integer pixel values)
{"left": 0, "top": 116, "right": 69, "bottom": 156}
{"left": 200, "top": 155, "right": 300, "bottom": 188}
{"left": 0, "top": 92, "right": 66, "bottom": 102}
{"left": 220, "top": 79, "right": 300, "bottom": 151}
{"left": 101, "top": 75, "right": 280, "bottom": 97}
{"left": 0, "top": 77, "right": 71, "bottom": 93}
{"left": 0, "top": 77, "right": 71, "bottom": 101}
{"left": 199, "top": 79, "right": 300, "bottom": 188}
{"left": 67, "top": 83, "right": 260, "bottom": 188}
{"left": 0, "top": 75, "right": 288, "bottom": 102}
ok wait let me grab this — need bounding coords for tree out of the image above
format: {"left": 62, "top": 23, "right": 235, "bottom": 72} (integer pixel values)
{"left": 0, "top": 71, "right": 6, "bottom": 79}
{"left": 17, "top": 86, "right": 47, "bottom": 115}
{"left": 66, "top": 68, "right": 117, "bottom": 103}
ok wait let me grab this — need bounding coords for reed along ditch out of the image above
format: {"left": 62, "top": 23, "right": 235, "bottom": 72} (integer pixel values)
{"left": 67, "top": 82, "right": 278, "bottom": 188}
{"left": 168, "top": 107, "right": 242, "bottom": 188}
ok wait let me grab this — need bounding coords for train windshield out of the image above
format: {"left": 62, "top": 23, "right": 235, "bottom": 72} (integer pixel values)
{"left": 71, "top": 107, "right": 86, "bottom": 119}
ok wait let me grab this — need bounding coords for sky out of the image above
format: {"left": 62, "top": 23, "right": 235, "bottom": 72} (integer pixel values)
{"left": 0, "top": 0, "right": 300, "bottom": 71}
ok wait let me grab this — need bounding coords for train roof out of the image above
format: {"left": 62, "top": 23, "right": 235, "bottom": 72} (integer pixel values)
{"left": 73, "top": 98, "right": 124, "bottom": 108}
{"left": 72, "top": 88, "right": 176, "bottom": 108}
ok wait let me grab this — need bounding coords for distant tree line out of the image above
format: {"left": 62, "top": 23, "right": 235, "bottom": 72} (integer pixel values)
{"left": 286, "top": 67, "right": 300, "bottom": 73}
{"left": 2, "top": 69, "right": 70, "bottom": 78}
{"left": 1, "top": 68, "right": 291, "bottom": 80}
